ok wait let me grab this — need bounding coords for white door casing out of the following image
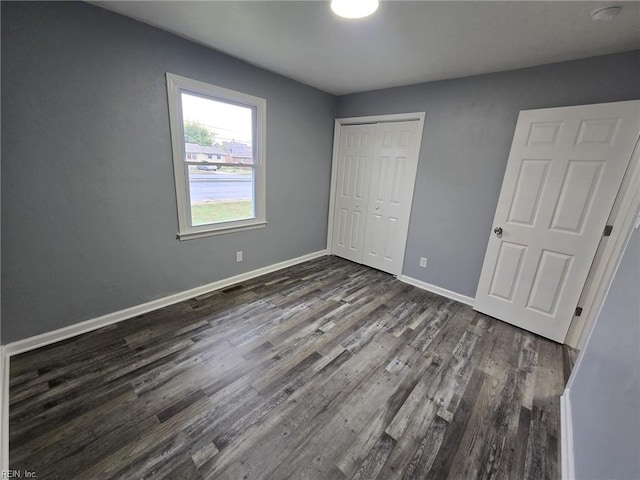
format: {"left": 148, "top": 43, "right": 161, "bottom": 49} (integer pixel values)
{"left": 565, "top": 137, "right": 640, "bottom": 348}
{"left": 362, "top": 121, "right": 423, "bottom": 275}
{"left": 474, "top": 100, "right": 640, "bottom": 343}
{"left": 331, "top": 124, "right": 375, "bottom": 263}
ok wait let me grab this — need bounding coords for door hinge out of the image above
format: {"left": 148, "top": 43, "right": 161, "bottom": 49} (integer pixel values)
{"left": 575, "top": 307, "right": 583, "bottom": 317}
{"left": 603, "top": 225, "right": 613, "bottom": 237}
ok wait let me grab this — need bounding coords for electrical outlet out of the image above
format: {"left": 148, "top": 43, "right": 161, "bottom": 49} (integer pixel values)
{"left": 419, "top": 257, "right": 427, "bottom": 268}
{"left": 236, "top": 251, "right": 243, "bottom": 262}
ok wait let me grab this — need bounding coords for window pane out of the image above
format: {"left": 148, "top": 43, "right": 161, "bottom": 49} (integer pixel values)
{"left": 181, "top": 92, "right": 254, "bottom": 165}
{"left": 188, "top": 165, "right": 254, "bottom": 226}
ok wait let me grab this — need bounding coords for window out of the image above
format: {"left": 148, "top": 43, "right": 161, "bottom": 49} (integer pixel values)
{"left": 166, "top": 73, "right": 266, "bottom": 239}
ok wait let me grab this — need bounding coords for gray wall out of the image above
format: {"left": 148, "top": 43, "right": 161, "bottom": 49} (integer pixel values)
{"left": 2, "top": 2, "right": 638, "bottom": 345}
{"left": 1, "top": 2, "right": 336, "bottom": 343}
{"left": 568, "top": 226, "right": 640, "bottom": 480}
{"left": 337, "top": 51, "right": 640, "bottom": 297}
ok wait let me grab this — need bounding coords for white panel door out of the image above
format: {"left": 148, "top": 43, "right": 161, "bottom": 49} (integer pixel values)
{"left": 362, "top": 121, "right": 422, "bottom": 275}
{"left": 475, "top": 100, "right": 640, "bottom": 342}
{"left": 331, "top": 124, "right": 375, "bottom": 263}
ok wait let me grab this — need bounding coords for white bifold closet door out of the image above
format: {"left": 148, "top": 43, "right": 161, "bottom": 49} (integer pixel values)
{"left": 331, "top": 120, "right": 422, "bottom": 276}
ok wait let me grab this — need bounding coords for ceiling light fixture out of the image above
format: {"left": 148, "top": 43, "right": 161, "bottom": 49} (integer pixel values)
{"left": 591, "top": 5, "right": 622, "bottom": 21}
{"left": 330, "top": 0, "right": 379, "bottom": 19}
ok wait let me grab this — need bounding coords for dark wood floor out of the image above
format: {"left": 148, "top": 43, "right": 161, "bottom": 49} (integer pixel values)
{"left": 9, "top": 256, "right": 572, "bottom": 479}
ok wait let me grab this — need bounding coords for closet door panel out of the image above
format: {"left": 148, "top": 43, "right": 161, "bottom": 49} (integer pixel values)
{"left": 331, "top": 125, "right": 375, "bottom": 263}
{"left": 363, "top": 121, "right": 422, "bottom": 275}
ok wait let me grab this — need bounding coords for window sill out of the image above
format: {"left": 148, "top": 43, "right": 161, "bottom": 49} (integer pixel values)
{"left": 177, "top": 221, "right": 267, "bottom": 241}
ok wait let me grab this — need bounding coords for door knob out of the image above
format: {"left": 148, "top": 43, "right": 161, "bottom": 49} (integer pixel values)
{"left": 494, "top": 226, "right": 503, "bottom": 236}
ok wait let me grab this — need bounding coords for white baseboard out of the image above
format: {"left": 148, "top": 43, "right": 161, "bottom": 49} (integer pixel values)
{"left": 0, "top": 250, "right": 327, "bottom": 470}
{"left": 0, "top": 346, "right": 8, "bottom": 472}
{"left": 560, "top": 390, "right": 575, "bottom": 480}
{"left": 398, "top": 275, "right": 475, "bottom": 306}
{"left": 4, "top": 249, "right": 328, "bottom": 358}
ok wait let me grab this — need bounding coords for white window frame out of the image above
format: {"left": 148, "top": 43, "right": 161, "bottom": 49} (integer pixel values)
{"left": 166, "top": 73, "right": 267, "bottom": 240}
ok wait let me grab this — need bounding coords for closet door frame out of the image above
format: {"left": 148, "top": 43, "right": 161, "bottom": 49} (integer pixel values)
{"left": 327, "top": 112, "right": 426, "bottom": 274}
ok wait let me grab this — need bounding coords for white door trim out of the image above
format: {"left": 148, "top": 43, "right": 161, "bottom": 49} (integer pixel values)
{"left": 335, "top": 112, "right": 426, "bottom": 126}
{"left": 565, "top": 135, "right": 640, "bottom": 349}
{"left": 0, "top": 346, "right": 8, "bottom": 473}
{"left": 560, "top": 389, "right": 576, "bottom": 480}
{"left": 326, "top": 112, "right": 426, "bottom": 276}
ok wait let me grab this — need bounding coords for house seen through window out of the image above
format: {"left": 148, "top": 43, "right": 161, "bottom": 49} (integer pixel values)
{"left": 167, "top": 74, "right": 266, "bottom": 239}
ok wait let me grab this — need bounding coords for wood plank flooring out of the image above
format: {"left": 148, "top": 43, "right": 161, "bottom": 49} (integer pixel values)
{"left": 9, "top": 256, "right": 570, "bottom": 479}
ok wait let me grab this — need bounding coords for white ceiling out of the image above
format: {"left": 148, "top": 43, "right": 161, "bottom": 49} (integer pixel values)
{"left": 93, "top": 1, "right": 640, "bottom": 95}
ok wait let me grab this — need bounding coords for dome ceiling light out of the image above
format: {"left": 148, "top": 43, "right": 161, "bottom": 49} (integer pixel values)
{"left": 330, "top": 0, "right": 379, "bottom": 19}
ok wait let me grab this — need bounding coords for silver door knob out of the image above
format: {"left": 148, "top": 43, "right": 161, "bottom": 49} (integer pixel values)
{"left": 494, "top": 227, "right": 503, "bottom": 236}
